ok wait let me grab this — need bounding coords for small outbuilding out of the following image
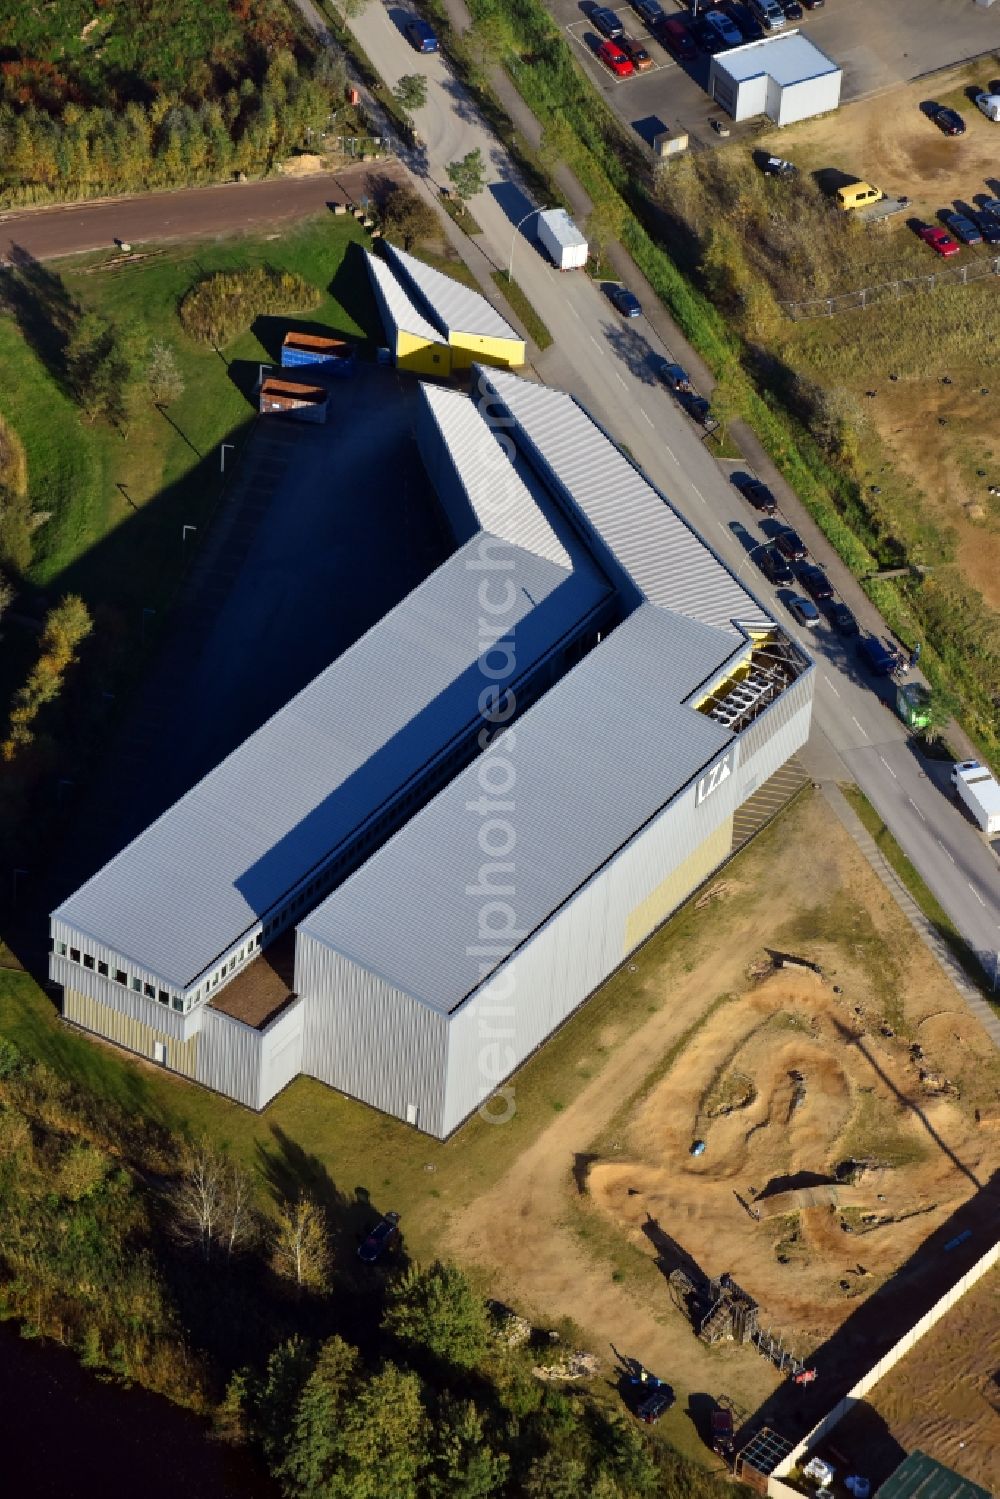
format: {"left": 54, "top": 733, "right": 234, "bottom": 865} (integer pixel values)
{"left": 709, "top": 31, "right": 842, "bottom": 126}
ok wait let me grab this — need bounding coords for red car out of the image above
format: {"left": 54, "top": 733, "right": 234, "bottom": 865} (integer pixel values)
{"left": 919, "top": 226, "right": 959, "bottom": 257}
{"left": 656, "top": 16, "right": 697, "bottom": 59}
{"left": 596, "top": 38, "right": 635, "bottom": 75}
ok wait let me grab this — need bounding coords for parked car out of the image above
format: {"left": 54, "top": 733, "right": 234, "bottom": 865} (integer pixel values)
{"left": 711, "top": 1408, "right": 735, "bottom": 1458}
{"left": 690, "top": 14, "right": 726, "bottom": 51}
{"left": 758, "top": 545, "right": 793, "bottom": 585}
{"left": 857, "top": 634, "right": 897, "bottom": 675}
{"left": 358, "top": 1210, "right": 401, "bottom": 1263}
{"left": 656, "top": 15, "right": 695, "bottom": 57}
{"left": 760, "top": 155, "right": 797, "bottom": 177}
{"left": 825, "top": 600, "right": 859, "bottom": 636}
{"left": 595, "top": 38, "right": 635, "bottom": 74}
{"left": 403, "top": 16, "right": 438, "bottom": 51}
{"left": 942, "top": 211, "right": 982, "bottom": 245}
{"left": 787, "top": 595, "right": 820, "bottom": 628}
{"left": 974, "top": 91, "right": 1000, "bottom": 122}
{"left": 975, "top": 213, "right": 1000, "bottom": 245}
{"left": 657, "top": 15, "right": 697, "bottom": 58}
{"left": 800, "top": 0, "right": 824, "bottom": 8}
{"left": 722, "top": 1, "right": 763, "bottom": 40}
{"left": 797, "top": 562, "right": 833, "bottom": 602}
{"left": 931, "top": 105, "right": 966, "bottom": 136}
{"left": 781, "top": 0, "right": 803, "bottom": 16}
{"left": 636, "top": 1388, "right": 675, "bottom": 1425}
{"left": 591, "top": 5, "right": 625, "bottom": 38}
{"left": 741, "top": 478, "right": 778, "bottom": 514}
{"left": 775, "top": 526, "right": 807, "bottom": 562}
{"left": 703, "top": 8, "right": 744, "bottom": 47}
{"left": 631, "top": 0, "right": 665, "bottom": 25}
{"left": 918, "top": 225, "right": 960, "bottom": 257}
{"left": 978, "top": 196, "right": 1000, "bottom": 217}
{"left": 621, "top": 36, "right": 654, "bottom": 69}
{"left": 608, "top": 283, "right": 642, "bottom": 315}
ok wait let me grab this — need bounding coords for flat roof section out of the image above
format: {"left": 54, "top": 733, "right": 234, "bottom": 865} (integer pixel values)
{"left": 714, "top": 30, "right": 841, "bottom": 86}
{"left": 209, "top": 933, "right": 297, "bottom": 1030}
{"left": 54, "top": 533, "right": 600, "bottom": 992}
{"left": 299, "top": 603, "right": 736, "bottom": 1014}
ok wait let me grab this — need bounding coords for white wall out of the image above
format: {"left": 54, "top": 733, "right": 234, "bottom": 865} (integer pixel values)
{"left": 775, "top": 70, "right": 842, "bottom": 126}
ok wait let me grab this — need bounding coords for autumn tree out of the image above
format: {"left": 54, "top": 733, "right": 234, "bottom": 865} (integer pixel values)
{"left": 270, "top": 1194, "right": 330, "bottom": 1294}
{"left": 380, "top": 183, "right": 437, "bottom": 250}
{"left": 446, "top": 148, "right": 485, "bottom": 213}
{"left": 146, "top": 341, "right": 185, "bottom": 406}
{"left": 2, "top": 593, "right": 92, "bottom": 760}
{"left": 169, "top": 1141, "right": 256, "bottom": 1262}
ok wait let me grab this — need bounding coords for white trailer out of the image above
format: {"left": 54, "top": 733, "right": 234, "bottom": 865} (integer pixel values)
{"left": 536, "top": 208, "right": 588, "bottom": 271}
{"left": 951, "top": 760, "right": 1000, "bottom": 835}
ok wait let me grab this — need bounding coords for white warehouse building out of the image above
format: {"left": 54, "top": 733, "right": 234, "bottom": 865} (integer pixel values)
{"left": 50, "top": 368, "right": 814, "bottom": 1137}
{"left": 710, "top": 31, "right": 842, "bottom": 125}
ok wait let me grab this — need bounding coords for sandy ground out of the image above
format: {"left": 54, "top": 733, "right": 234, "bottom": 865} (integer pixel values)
{"left": 587, "top": 966, "right": 997, "bottom": 1344}
{"left": 826, "top": 1267, "right": 1000, "bottom": 1490}
{"left": 760, "top": 64, "right": 1000, "bottom": 220}
{"left": 444, "top": 794, "right": 1000, "bottom": 1438}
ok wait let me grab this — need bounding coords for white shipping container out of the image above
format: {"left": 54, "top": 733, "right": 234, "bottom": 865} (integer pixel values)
{"left": 536, "top": 208, "right": 588, "bottom": 270}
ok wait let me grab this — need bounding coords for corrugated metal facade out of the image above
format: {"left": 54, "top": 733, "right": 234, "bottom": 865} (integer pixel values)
{"left": 297, "top": 936, "right": 449, "bottom": 1136}
{"left": 194, "top": 998, "right": 305, "bottom": 1110}
{"left": 365, "top": 250, "right": 445, "bottom": 347}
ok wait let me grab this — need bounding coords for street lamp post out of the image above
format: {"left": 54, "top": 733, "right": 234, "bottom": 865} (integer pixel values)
{"left": 509, "top": 205, "right": 551, "bottom": 282}
{"left": 220, "top": 442, "right": 235, "bottom": 474}
{"left": 182, "top": 525, "right": 197, "bottom": 544}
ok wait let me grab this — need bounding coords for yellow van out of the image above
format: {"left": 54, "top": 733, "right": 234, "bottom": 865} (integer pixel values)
{"left": 836, "top": 181, "right": 884, "bottom": 212}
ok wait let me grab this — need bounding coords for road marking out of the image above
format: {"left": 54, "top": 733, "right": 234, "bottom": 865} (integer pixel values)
{"left": 968, "top": 882, "right": 986, "bottom": 906}
{"left": 664, "top": 443, "right": 677, "bottom": 463}
{"left": 567, "top": 303, "right": 581, "bottom": 321}
{"left": 851, "top": 716, "right": 867, "bottom": 736}
{"left": 641, "top": 410, "right": 654, "bottom": 428}
{"left": 690, "top": 483, "right": 706, "bottom": 504}
{"left": 822, "top": 674, "right": 840, "bottom": 698}
{"left": 878, "top": 755, "right": 897, "bottom": 779}
{"left": 589, "top": 335, "right": 600, "bottom": 349}
{"left": 937, "top": 838, "right": 956, "bottom": 864}
{"left": 615, "top": 371, "right": 627, "bottom": 389}
{"left": 907, "top": 797, "right": 926, "bottom": 822}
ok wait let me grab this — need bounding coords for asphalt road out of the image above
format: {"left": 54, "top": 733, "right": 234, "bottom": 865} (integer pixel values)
{"left": 351, "top": 0, "right": 1000, "bottom": 977}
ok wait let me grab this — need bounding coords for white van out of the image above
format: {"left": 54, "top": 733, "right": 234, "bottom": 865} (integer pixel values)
{"left": 750, "top": 0, "right": 786, "bottom": 30}
{"left": 975, "top": 92, "right": 1000, "bottom": 122}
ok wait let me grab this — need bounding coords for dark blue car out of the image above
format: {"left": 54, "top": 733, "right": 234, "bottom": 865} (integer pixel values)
{"left": 404, "top": 16, "right": 439, "bottom": 52}
{"left": 608, "top": 284, "right": 642, "bottom": 317}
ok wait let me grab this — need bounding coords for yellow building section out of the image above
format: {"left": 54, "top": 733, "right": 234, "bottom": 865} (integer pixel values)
{"left": 692, "top": 646, "right": 755, "bottom": 713}
{"left": 395, "top": 329, "right": 452, "bottom": 377}
{"left": 64, "top": 987, "right": 199, "bottom": 1079}
{"left": 449, "top": 330, "right": 526, "bottom": 371}
{"left": 624, "top": 817, "right": 733, "bottom": 953}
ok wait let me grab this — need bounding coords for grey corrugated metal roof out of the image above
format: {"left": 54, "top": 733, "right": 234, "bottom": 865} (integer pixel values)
{"left": 365, "top": 250, "right": 445, "bottom": 347}
{"left": 715, "top": 31, "right": 839, "bottom": 86}
{"left": 875, "top": 1452, "right": 990, "bottom": 1499}
{"left": 385, "top": 242, "right": 520, "bottom": 343}
{"left": 54, "top": 535, "right": 604, "bottom": 990}
{"left": 420, "top": 384, "right": 572, "bottom": 569}
{"left": 480, "top": 368, "right": 773, "bottom": 636}
{"left": 300, "top": 604, "right": 736, "bottom": 1011}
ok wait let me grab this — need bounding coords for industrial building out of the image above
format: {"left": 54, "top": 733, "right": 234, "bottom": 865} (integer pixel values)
{"left": 50, "top": 367, "right": 814, "bottom": 1136}
{"left": 710, "top": 32, "right": 842, "bottom": 125}
{"left": 365, "top": 243, "right": 525, "bottom": 375}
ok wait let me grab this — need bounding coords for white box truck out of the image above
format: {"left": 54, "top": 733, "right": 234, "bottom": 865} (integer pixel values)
{"left": 536, "top": 208, "right": 588, "bottom": 270}
{"left": 951, "top": 760, "right": 1000, "bottom": 835}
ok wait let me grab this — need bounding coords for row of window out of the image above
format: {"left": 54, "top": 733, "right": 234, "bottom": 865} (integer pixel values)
{"left": 53, "top": 941, "right": 187, "bottom": 1011}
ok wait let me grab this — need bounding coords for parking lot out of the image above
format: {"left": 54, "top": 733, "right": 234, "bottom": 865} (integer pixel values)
{"left": 545, "top": 0, "right": 1000, "bottom": 153}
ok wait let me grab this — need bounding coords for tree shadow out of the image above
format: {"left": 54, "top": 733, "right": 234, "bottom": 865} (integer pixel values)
{"left": 0, "top": 244, "right": 80, "bottom": 396}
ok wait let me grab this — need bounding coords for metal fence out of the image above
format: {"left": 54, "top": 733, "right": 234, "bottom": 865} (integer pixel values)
{"left": 782, "top": 254, "right": 1000, "bottom": 320}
